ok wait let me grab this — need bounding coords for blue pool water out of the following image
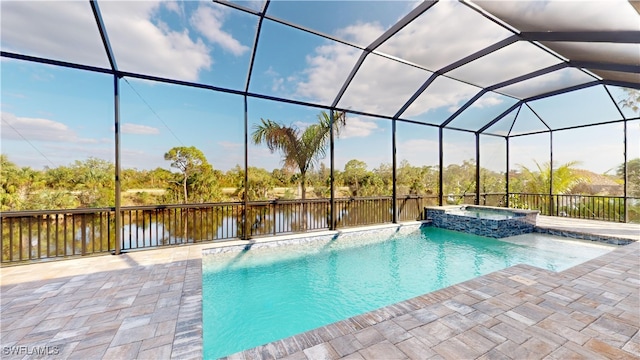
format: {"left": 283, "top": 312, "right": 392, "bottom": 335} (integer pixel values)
{"left": 202, "top": 227, "right": 614, "bottom": 359}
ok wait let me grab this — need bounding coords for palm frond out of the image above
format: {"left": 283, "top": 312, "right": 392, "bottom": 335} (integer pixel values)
{"left": 251, "top": 111, "right": 347, "bottom": 177}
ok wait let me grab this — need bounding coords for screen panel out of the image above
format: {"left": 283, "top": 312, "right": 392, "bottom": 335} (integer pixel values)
{"left": 1, "top": 62, "right": 113, "bottom": 210}
{"left": 1, "top": 1, "right": 109, "bottom": 67}
{"left": 442, "top": 129, "right": 476, "bottom": 204}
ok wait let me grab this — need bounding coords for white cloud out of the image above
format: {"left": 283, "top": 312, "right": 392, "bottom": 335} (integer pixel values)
{"left": 474, "top": 0, "right": 637, "bottom": 33}
{"left": 377, "top": 2, "right": 510, "bottom": 71}
{"left": 121, "top": 123, "right": 160, "bottom": 135}
{"left": 336, "top": 22, "right": 387, "bottom": 46}
{"left": 164, "top": 1, "right": 182, "bottom": 16}
{"left": 296, "top": 40, "right": 363, "bottom": 105}
{"left": 497, "top": 68, "right": 595, "bottom": 99}
{"left": 272, "top": 77, "right": 285, "bottom": 93}
{"left": 0, "top": 1, "right": 110, "bottom": 67}
{"left": 2, "top": 1, "right": 215, "bottom": 81}
{"left": 263, "top": 66, "right": 288, "bottom": 93}
{"left": 340, "top": 117, "right": 379, "bottom": 139}
{"left": 99, "top": 1, "right": 212, "bottom": 81}
{"left": 409, "top": 76, "right": 481, "bottom": 116}
{"left": 294, "top": 1, "right": 571, "bottom": 117}
{"left": 447, "top": 41, "right": 561, "bottom": 89}
{"left": 294, "top": 2, "right": 510, "bottom": 116}
{"left": 1, "top": 112, "right": 98, "bottom": 144}
{"left": 472, "top": 94, "right": 504, "bottom": 109}
{"left": 190, "top": 4, "right": 250, "bottom": 56}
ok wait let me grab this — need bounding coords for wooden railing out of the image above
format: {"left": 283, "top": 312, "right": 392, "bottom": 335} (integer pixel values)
{"left": 1, "top": 197, "right": 427, "bottom": 264}
{"left": 2, "top": 193, "right": 637, "bottom": 264}
{"left": 507, "top": 193, "right": 637, "bottom": 223}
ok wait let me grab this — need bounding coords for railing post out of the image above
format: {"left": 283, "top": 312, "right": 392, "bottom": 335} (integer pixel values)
{"left": 242, "top": 95, "right": 250, "bottom": 240}
{"left": 9, "top": 218, "right": 14, "bottom": 262}
{"left": 81, "top": 214, "right": 87, "bottom": 256}
{"left": 392, "top": 118, "right": 398, "bottom": 223}
{"left": 549, "top": 131, "right": 554, "bottom": 216}
{"left": 624, "top": 120, "right": 628, "bottom": 222}
{"left": 475, "top": 133, "right": 480, "bottom": 206}
{"left": 273, "top": 201, "right": 277, "bottom": 236}
{"left": 438, "top": 127, "right": 444, "bottom": 206}
{"left": 330, "top": 109, "right": 336, "bottom": 230}
{"left": 37, "top": 216, "right": 42, "bottom": 259}
{"left": 506, "top": 137, "right": 510, "bottom": 208}
{"left": 114, "top": 75, "right": 122, "bottom": 255}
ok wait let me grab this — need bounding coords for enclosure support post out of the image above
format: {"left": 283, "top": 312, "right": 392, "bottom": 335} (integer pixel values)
{"left": 92, "top": 0, "right": 121, "bottom": 255}
{"left": 438, "top": 127, "right": 444, "bottom": 206}
{"left": 549, "top": 131, "right": 554, "bottom": 216}
{"left": 242, "top": 96, "right": 250, "bottom": 240}
{"left": 475, "top": 133, "right": 480, "bottom": 205}
{"left": 392, "top": 118, "right": 398, "bottom": 223}
{"left": 114, "top": 75, "right": 122, "bottom": 255}
{"left": 505, "top": 137, "right": 510, "bottom": 208}
{"left": 624, "top": 120, "right": 628, "bottom": 222}
{"left": 330, "top": 109, "right": 336, "bottom": 230}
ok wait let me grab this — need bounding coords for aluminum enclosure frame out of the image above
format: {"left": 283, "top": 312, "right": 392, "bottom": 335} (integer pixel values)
{"left": 1, "top": 0, "right": 638, "bottom": 236}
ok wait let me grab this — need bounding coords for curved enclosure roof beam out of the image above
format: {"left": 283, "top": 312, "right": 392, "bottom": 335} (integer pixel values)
{"left": 524, "top": 81, "right": 601, "bottom": 103}
{"left": 243, "top": 1, "right": 270, "bottom": 92}
{"left": 569, "top": 61, "right": 640, "bottom": 75}
{"left": 477, "top": 101, "right": 523, "bottom": 134}
{"left": 487, "top": 63, "right": 569, "bottom": 92}
{"left": 603, "top": 80, "right": 640, "bottom": 91}
{"left": 1, "top": 51, "right": 113, "bottom": 75}
{"left": 90, "top": 0, "right": 117, "bottom": 72}
{"left": 441, "top": 64, "right": 573, "bottom": 131}
{"left": 1, "top": 0, "right": 637, "bottom": 147}
{"left": 440, "top": 89, "right": 487, "bottom": 128}
{"left": 524, "top": 103, "right": 552, "bottom": 131}
{"left": 330, "top": 1, "right": 437, "bottom": 107}
{"left": 520, "top": 31, "right": 640, "bottom": 44}
{"left": 393, "top": 35, "right": 519, "bottom": 119}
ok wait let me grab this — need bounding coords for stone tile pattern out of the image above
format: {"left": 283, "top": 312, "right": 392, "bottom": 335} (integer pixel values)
{"left": 536, "top": 227, "right": 635, "bottom": 245}
{"left": 1, "top": 251, "right": 203, "bottom": 359}
{"left": 1, "top": 219, "right": 638, "bottom": 360}
{"left": 228, "top": 241, "right": 639, "bottom": 360}
{"left": 427, "top": 207, "right": 535, "bottom": 238}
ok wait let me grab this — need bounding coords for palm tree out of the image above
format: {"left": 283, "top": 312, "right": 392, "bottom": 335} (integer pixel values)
{"left": 518, "top": 160, "right": 587, "bottom": 194}
{"left": 516, "top": 160, "right": 589, "bottom": 215}
{"left": 251, "top": 111, "right": 346, "bottom": 201}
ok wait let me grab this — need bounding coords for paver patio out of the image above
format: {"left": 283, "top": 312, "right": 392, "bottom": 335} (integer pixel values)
{"left": 1, "top": 217, "right": 638, "bottom": 359}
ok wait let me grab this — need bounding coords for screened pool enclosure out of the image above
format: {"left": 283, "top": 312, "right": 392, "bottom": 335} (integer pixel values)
{"left": 1, "top": 1, "right": 639, "bottom": 262}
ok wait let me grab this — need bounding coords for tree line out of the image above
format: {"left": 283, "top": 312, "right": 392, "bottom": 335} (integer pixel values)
{"left": 2, "top": 108, "right": 637, "bottom": 211}
{"left": 3, "top": 152, "right": 636, "bottom": 212}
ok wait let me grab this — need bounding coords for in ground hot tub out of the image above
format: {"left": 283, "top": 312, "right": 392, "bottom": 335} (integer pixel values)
{"left": 426, "top": 205, "right": 538, "bottom": 238}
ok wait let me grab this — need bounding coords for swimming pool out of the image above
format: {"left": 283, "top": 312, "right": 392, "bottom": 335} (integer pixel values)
{"left": 202, "top": 226, "right": 614, "bottom": 359}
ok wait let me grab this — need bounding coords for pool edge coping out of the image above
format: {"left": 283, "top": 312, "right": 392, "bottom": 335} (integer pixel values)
{"left": 201, "top": 221, "right": 637, "bottom": 359}
{"left": 221, "top": 241, "right": 639, "bottom": 360}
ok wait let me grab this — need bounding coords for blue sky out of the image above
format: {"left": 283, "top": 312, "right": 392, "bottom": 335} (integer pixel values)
{"left": 1, "top": 1, "right": 638, "bottom": 175}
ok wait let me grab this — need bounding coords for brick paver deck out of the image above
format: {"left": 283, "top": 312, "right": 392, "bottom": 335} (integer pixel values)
{"left": 1, "top": 217, "right": 638, "bottom": 359}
